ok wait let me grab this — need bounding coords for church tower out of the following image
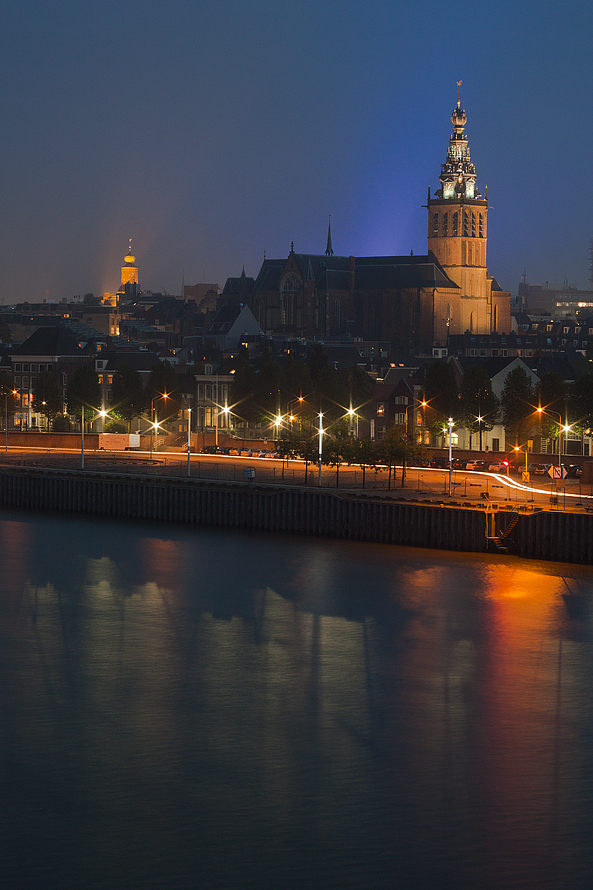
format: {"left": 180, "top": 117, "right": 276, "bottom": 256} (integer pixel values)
{"left": 427, "top": 86, "right": 505, "bottom": 336}
{"left": 121, "top": 239, "right": 138, "bottom": 288}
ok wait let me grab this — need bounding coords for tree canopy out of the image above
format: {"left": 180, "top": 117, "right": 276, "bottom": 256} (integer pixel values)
{"left": 110, "top": 365, "right": 147, "bottom": 428}
{"left": 66, "top": 363, "right": 102, "bottom": 424}
{"left": 499, "top": 366, "right": 536, "bottom": 445}
{"left": 32, "top": 371, "right": 63, "bottom": 421}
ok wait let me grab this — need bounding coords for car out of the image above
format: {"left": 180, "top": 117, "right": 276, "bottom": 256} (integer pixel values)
{"left": 465, "top": 460, "right": 488, "bottom": 471}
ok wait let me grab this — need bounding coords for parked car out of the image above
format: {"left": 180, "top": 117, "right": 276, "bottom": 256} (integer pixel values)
{"left": 488, "top": 462, "right": 508, "bottom": 473}
{"left": 465, "top": 460, "right": 488, "bottom": 471}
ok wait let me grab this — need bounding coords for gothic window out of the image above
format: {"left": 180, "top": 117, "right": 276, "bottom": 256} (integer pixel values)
{"left": 493, "top": 305, "right": 498, "bottom": 331}
{"left": 443, "top": 212, "right": 448, "bottom": 235}
{"left": 479, "top": 214, "right": 483, "bottom": 238}
{"left": 463, "top": 211, "right": 469, "bottom": 236}
{"left": 468, "top": 243, "right": 473, "bottom": 265}
{"left": 470, "top": 312, "right": 474, "bottom": 333}
{"left": 472, "top": 213, "right": 476, "bottom": 237}
{"left": 432, "top": 213, "right": 438, "bottom": 236}
{"left": 334, "top": 299, "right": 341, "bottom": 330}
{"left": 282, "top": 274, "right": 301, "bottom": 291}
{"left": 453, "top": 212, "right": 458, "bottom": 236}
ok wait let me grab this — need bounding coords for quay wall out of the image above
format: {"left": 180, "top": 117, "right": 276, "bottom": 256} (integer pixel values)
{"left": 0, "top": 468, "right": 591, "bottom": 564}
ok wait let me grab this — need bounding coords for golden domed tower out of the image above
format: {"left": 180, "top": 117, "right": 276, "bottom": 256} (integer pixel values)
{"left": 121, "top": 239, "right": 138, "bottom": 288}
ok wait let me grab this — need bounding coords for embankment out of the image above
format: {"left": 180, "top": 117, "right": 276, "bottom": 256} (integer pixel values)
{"left": 0, "top": 467, "right": 591, "bottom": 565}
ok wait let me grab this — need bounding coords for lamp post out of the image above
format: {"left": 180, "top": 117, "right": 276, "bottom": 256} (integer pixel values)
{"left": 150, "top": 396, "right": 155, "bottom": 459}
{"left": 187, "top": 406, "right": 191, "bottom": 477}
{"left": 448, "top": 417, "right": 453, "bottom": 496}
{"left": 318, "top": 411, "right": 323, "bottom": 487}
{"left": 81, "top": 406, "right": 85, "bottom": 470}
{"left": 287, "top": 396, "right": 303, "bottom": 432}
{"left": 537, "top": 407, "right": 564, "bottom": 467}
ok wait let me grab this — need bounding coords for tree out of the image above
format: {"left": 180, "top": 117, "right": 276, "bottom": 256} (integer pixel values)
{"left": 570, "top": 372, "right": 593, "bottom": 433}
{"left": 52, "top": 414, "right": 71, "bottom": 432}
{"left": 423, "top": 360, "right": 459, "bottom": 432}
{"left": 351, "top": 437, "right": 379, "bottom": 489}
{"left": 459, "top": 364, "right": 499, "bottom": 450}
{"left": 147, "top": 361, "right": 181, "bottom": 424}
{"left": 380, "top": 422, "right": 418, "bottom": 488}
{"left": 499, "top": 366, "right": 535, "bottom": 446}
{"left": 323, "top": 423, "right": 351, "bottom": 487}
{"left": 110, "top": 365, "right": 147, "bottom": 429}
{"left": 32, "top": 371, "right": 63, "bottom": 422}
{"left": 537, "top": 370, "right": 568, "bottom": 440}
{"left": 66, "top": 363, "right": 102, "bottom": 426}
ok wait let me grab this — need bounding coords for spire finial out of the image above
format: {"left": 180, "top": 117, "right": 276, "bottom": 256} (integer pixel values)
{"left": 325, "top": 215, "right": 334, "bottom": 257}
{"left": 456, "top": 80, "right": 462, "bottom": 107}
{"left": 128, "top": 237, "right": 133, "bottom": 255}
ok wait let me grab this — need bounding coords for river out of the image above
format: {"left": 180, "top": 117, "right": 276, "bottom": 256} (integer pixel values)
{"left": 1, "top": 509, "right": 593, "bottom": 889}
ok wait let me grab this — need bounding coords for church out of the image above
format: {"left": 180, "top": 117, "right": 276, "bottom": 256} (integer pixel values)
{"left": 221, "top": 92, "right": 511, "bottom": 353}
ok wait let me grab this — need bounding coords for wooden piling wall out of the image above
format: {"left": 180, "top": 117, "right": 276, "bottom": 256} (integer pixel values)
{"left": 0, "top": 467, "right": 591, "bottom": 564}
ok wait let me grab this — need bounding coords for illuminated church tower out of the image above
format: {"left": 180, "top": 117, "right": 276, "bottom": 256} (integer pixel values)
{"left": 116, "top": 239, "right": 139, "bottom": 302}
{"left": 427, "top": 84, "right": 510, "bottom": 338}
{"left": 121, "top": 239, "right": 138, "bottom": 288}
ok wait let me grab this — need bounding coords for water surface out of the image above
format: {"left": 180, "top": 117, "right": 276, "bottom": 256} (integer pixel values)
{"left": 1, "top": 510, "right": 593, "bottom": 889}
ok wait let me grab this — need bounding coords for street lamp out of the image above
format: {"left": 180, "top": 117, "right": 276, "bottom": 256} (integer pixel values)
{"left": 536, "top": 407, "right": 566, "bottom": 467}
{"left": 513, "top": 444, "right": 529, "bottom": 480}
{"left": 187, "top": 406, "right": 192, "bottom": 477}
{"left": 448, "top": 417, "right": 454, "bottom": 495}
{"left": 318, "top": 411, "right": 324, "bottom": 487}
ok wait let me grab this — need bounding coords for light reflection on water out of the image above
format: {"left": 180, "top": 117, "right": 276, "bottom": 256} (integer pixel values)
{"left": 1, "top": 510, "right": 593, "bottom": 889}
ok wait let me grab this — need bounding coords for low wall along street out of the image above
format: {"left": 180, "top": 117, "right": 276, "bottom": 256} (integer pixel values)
{"left": 0, "top": 467, "right": 592, "bottom": 565}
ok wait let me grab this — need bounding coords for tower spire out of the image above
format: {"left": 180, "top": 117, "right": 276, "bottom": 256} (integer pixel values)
{"left": 325, "top": 215, "right": 334, "bottom": 257}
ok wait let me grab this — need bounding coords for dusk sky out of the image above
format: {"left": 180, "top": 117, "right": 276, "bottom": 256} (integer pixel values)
{"left": 0, "top": 0, "right": 592, "bottom": 304}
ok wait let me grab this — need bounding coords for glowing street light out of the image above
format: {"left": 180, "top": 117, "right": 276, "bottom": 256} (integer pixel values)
{"left": 318, "top": 411, "right": 324, "bottom": 487}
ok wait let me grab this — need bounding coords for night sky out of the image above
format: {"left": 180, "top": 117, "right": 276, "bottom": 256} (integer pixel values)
{"left": 0, "top": 0, "right": 592, "bottom": 304}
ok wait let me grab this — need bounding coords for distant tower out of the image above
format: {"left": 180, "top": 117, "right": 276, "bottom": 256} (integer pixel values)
{"left": 121, "top": 239, "right": 138, "bottom": 288}
{"left": 427, "top": 84, "right": 499, "bottom": 335}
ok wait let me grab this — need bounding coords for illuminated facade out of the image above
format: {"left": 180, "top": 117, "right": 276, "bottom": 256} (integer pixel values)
{"left": 121, "top": 240, "right": 138, "bottom": 288}
{"left": 427, "top": 88, "right": 511, "bottom": 342}
{"left": 221, "top": 93, "right": 511, "bottom": 353}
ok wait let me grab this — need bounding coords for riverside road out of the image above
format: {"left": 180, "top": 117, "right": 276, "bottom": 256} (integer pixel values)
{"left": 0, "top": 447, "right": 589, "bottom": 513}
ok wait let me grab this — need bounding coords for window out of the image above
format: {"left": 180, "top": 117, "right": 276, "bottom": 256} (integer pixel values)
{"left": 463, "top": 211, "right": 469, "bottom": 236}
{"left": 282, "top": 274, "right": 301, "bottom": 291}
{"left": 453, "top": 212, "right": 459, "bottom": 236}
{"left": 22, "top": 364, "right": 29, "bottom": 372}
{"left": 432, "top": 213, "right": 438, "bottom": 235}
{"left": 108, "top": 375, "right": 113, "bottom": 385}
{"left": 500, "top": 349, "right": 507, "bottom": 357}
{"left": 14, "top": 363, "right": 21, "bottom": 372}
{"left": 397, "top": 413, "right": 406, "bottom": 425}
{"left": 22, "top": 376, "right": 28, "bottom": 386}
{"left": 443, "top": 212, "right": 448, "bottom": 235}
{"left": 39, "top": 364, "right": 45, "bottom": 372}
{"left": 471, "top": 213, "right": 476, "bottom": 237}
{"left": 479, "top": 214, "right": 483, "bottom": 237}
{"left": 376, "top": 402, "right": 385, "bottom": 416}
{"left": 395, "top": 396, "right": 408, "bottom": 405}
{"left": 14, "top": 376, "right": 20, "bottom": 386}
{"left": 31, "top": 364, "right": 37, "bottom": 372}
{"left": 479, "top": 349, "right": 486, "bottom": 356}
{"left": 470, "top": 349, "right": 477, "bottom": 356}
